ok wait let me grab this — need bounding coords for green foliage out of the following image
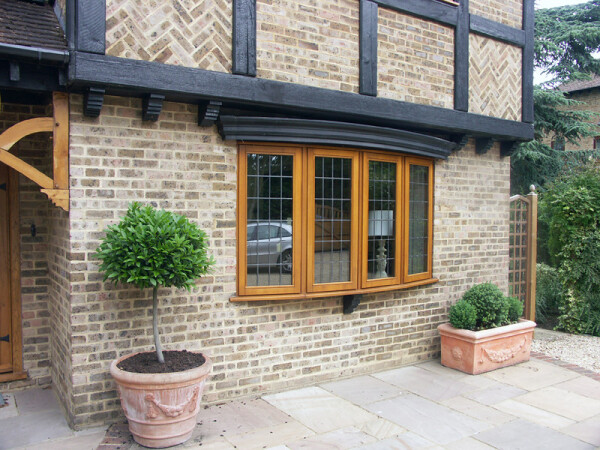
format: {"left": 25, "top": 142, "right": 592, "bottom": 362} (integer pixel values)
{"left": 506, "top": 297, "right": 524, "bottom": 323}
{"left": 539, "top": 164, "right": 600, "bottom": 336}
{"left": 556, "top": 291, "right": 589, "bottom": 334}
{"left": 448, "top": 300, "right": 477, "bottom": 330}
{"left": 535, "top": 263, "right": 564, "bottom": 324}
{"left": 460, "top": 283, "right": 508, "bottom": 329}
{"left": 97, "top": 202, "right": 215, "bottom": 290}
{"left": 535, "top": 1, "right": 600, "bottom": 84}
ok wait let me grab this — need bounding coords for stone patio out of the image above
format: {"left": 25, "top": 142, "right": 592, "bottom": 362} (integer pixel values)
{"left": 2, "top": 350, "right": 599, "bottom": 449}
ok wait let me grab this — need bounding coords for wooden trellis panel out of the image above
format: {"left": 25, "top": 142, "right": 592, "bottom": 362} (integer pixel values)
{"left": 509, "top": 187, "right": 537, "bottom": 321}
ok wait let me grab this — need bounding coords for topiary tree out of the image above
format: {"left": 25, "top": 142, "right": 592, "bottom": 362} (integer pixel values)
{"left": 96, "top": 202, "right": 215, "bottom": 363}
{"left": 449, "top": 300, "right": 477, "bottom": 331}
{"left": 461, "top": 283, "right": 509, "bottom": 329}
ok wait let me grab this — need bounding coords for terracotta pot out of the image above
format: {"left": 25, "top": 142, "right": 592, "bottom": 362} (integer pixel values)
{"left": 438, "top": 319, "right": 536, "bottom": 375}
{"left": 110, "top": 351, "right": 212, "bottom": 448}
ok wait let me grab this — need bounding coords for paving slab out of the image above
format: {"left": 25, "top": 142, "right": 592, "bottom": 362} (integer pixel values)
{"left": 320, "top": 375, "right": 402, "bottom": 407}
{"left": 473, "top": 418, "right": 594, "bottom": 449}
{"left": 14, "top": 388, "right": 60, "bottom": 414}
{"left": 0, "top": 408, "right": 73, "bottom": 449}
{"left": 0, "top": 393, "right": 18, "bottom": 419}
{"left": 554, "top": 376, "right": 600, "bottom": 401}
{"left": 515, "top": 386, "right": 600, "bottom": 421}
{"left": 366, "top": 393, "right": 490, "bottom": 445}
{"left": 225, "top": 420, "right": 313, "bottom": 450}
{"left": 355, "top": 432, "right": 435, "bottom": 449}
{"left": 493, "top": 398, "right": 575, "bottom": 429}
{"left": 560, "top": 414, "right": 600, "bottom": 446}
{"left": 358, "top": 418, "right": 405, "bottom": 440}
{"left": 286, "top": 426, "right": 376, "bottom": 449}
{"left": 263, "top": 386, "right": 378, "bottom": 434}
{"left": 462, "top": 381, "right": 527, "bottom": 405}
{"left": 444, "top": 436, "right": 496, "bottom": 449}
{"left": 483, "top": 359, "right": 579, "bottom": 391}
{"left": 373, "top": 365, "right": 476, "bottom": 402}
{"left": 440, "top": 395, "right": 515, "bottom": 425}
{"left": 15, "top": 429, "right": 106, "bottom": 450}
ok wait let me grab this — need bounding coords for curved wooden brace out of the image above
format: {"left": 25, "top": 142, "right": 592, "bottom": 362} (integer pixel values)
{"left": 0, "top": 118, "right": 54, "bottom": 152}
{"left": 0, "top": 92, "right": 69, "bottom": 211}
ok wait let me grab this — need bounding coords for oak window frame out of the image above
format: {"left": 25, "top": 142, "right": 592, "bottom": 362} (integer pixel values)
{"left": 234, "top": 143, "right": 436, "bottom": 301}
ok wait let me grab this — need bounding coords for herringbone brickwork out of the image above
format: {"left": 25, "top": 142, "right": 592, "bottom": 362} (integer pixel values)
{"left": 377, "top": 9, "right": 454, "bottom": 108}
{"left": 470, "top": 0, "right": 522, "bottom": 29}
{"left": 256, "top": 0, "right": 360, "bottom": 93}
{"left": 469, "top": 35, "right": 522, "bottom": 121}
{"left": 106, "top": 0, "right": 232, "bottom": 72}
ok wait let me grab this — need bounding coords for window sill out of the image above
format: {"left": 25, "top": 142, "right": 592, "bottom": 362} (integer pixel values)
{"left": 230, "top": 277, "right": 439, "bottom": 302}
{"left": 0, "top": 371, "right": 27, "bottom": 383}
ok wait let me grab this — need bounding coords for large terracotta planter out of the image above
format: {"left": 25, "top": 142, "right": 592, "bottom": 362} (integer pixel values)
{"left": 110, "top": 352, "right": 212, "bottom": 448}
{"left": 438, "top": 319, "right": 536, "bottom": 374}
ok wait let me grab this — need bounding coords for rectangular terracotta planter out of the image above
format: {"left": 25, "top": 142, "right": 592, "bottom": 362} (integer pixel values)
{"left": 437, "top": 319, "right": 536, "bottom": 375}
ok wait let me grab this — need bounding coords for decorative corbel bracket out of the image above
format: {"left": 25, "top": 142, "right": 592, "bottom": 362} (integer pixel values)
{"left": 500, "top": 141, "right": 520, "bottom": 158}
{"left": 198, "top": 100, "right": 223, "bottom": 126}
{"left": 84, "top": 87, "right": 105, "bottom": 117}
{"left": 475, "top": 138, "right": 495, "bottom": 155}
{"left": 142, "top": 93, "right": 165, "bottom": 122}
{"left": 0, "top": 92, "right": 69, "bottom": 211}
{"left": 452, "top": 134, "right": 470, "bottom": 151}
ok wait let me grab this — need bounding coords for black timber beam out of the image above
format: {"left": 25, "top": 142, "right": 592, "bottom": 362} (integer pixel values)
{"left": 0, "top": 60, "right": 64, "bottom": 93}
{"left": 68, "top": 52, "right": 534, "bottom": 141}
{"left": 359, "top": 0, "right": 378, "bottom": 96}
{"left": 232, "top": 0, "right": 256, "bottom": 76}
{"left": 470, "top": 16, "right": 526, "bottom": 48}
{"left": 454, "top": 0, "right": 469, "bottom": 112}
{"left": 74, "top": 0, "right": 106, "bottom": 54}
{"left": 522, "top": 0, "right": 535, "bottom": 123}
{"left": 374, "top": 0, "right": 458, "bottom": 26}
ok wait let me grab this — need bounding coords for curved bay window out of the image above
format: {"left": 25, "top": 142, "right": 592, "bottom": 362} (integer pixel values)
{"left": 235, "top": 143, "right": 434, "bottom": 300}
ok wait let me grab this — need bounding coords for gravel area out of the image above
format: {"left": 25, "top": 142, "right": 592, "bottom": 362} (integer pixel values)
{"left": 532, "top": 327, "right": 600, "bottom": 373}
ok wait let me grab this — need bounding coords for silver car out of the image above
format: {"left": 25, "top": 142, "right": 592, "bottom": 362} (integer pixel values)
{"left": 247, "top": 222, "right": 293, "bottom": 273}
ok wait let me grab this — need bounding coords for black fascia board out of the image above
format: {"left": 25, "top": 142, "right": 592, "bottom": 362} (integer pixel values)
{"left": 68, "top": 51, "right": 534, "bottom": 141}
{"left": 218, "top": 116, "right": 457, "bottom": 159}
{"left": 373, "top": 0, "right": 458, "bottom": 26}
{"left": 470, "top": 15, "right": 526, "bottom": 48}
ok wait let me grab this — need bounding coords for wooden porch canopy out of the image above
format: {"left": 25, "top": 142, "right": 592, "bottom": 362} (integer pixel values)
{"left": 0, "top": 92, "right": 69, "bottom": 211}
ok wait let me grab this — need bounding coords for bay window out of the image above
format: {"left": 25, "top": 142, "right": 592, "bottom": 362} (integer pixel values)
{"left": 235, "top": 143, "right": 434, "bottom": 300}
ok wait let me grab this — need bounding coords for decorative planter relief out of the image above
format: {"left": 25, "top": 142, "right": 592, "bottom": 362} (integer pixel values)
{"left": 438, "top": 319, "right": 536, "bottom": 375}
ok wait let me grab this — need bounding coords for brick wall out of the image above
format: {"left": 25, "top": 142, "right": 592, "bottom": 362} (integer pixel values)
{"left": 563, "top": 89, "right": 600, "bottom": 150}
{"left": 469, "top": 35, "right": 522, "bottom": 121}
{"left": 106, "top": 0, "right": 232, "bottom": 72}
{"left": 470, "top": 0, "right": 522, "bottom": 29}
{"left": 256, "top": 0, "right": 360, "bottom": 92}
{"left": 65, "top": 94, "right": 510, "bottom": 428}
{"left": 377, "top": 9, "right": 454, "bottom": 108}
{"left": 0, "top": 104, "right": 53, "bottom": 390}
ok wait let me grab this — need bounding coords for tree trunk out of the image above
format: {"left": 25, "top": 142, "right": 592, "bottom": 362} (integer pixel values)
{"left": 153, "top": 286, "right": 165, "bottom": 364}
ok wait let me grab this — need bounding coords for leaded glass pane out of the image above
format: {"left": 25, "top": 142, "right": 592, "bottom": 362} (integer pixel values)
{"left": 314, "top": 156, "right": 352, "bottom": 284}
{"left": 246, "top": 153, "right": 294, "bottom": 286}
{"left": 367, "top": 161, "right": 396, "bottom": 279}
{"left": 408, "top": 165, "right": 429, "bottom": 275}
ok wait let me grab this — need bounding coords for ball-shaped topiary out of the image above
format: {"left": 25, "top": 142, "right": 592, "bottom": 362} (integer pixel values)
{"left": 97, "top": 202, "right": 215, "bottom": 363}
{"left": 449, "top": 300, "right": 477, "bottom": 330}
{"left": 461, "top": 283, "right": 511, "bottom": 329}
{"left": 506, "top": 297, "right": 524, "bottom": 323}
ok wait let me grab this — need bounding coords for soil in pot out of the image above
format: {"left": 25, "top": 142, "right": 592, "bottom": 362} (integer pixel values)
{"left": 117, "top": 350, "right": 206, "bottom": 373}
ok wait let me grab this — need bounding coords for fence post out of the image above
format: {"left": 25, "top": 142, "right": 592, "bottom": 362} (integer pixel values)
{"left": 525, "top": 185, "right": 537, "bottom": 321}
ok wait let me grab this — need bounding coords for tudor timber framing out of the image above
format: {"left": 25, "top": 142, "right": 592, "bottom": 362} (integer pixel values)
{"left": 67, "top": 0, "right": 535, "bottom": 141}
{"left": 0, "top": 92, "right": 69, "bottom": 211}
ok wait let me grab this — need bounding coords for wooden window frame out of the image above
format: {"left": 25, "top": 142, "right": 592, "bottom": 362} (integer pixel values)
{"left": 404, "top": 157, "right": 434, "bottom": 283}
{"left": 234, "top": 144, "right": 437, "bottom": 301}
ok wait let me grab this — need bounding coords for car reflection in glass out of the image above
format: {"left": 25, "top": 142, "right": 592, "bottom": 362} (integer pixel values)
{"left": 247, "top": 222, "right": 293, "bottom": 273}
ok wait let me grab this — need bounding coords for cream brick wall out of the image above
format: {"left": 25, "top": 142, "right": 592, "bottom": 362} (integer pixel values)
{"left": 377, "top": 9, "right": 454, "bottom": 108}
{"left": 563, "top": 89, "right": 600, "bottom": 151}
{"left": 470, "top": 0, "right": 522, "bottom": 29}
{"left": 256, "top": 0, "right": 360, "bottom": 92}
{"left": 469, "top": 35, "right": 522, "bottom": 121}
{"left": 106, "top": 0, "right": 232, "bottom": 72}
{"left": 64, "top": 95, "right": 510, "bottom": 428}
